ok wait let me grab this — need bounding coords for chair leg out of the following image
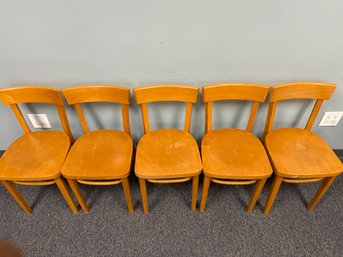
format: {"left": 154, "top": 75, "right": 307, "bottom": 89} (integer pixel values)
{"left": 2, "top": 181, "right": 32, "bottom": 215}
{"left": 67, "top": 179, "right": 89, "bottom": 213}
{"left": 247, "top": 178, "right": 267, "bottom": 212}
{"left": 199, "top": 175, "right": 211, "bottom": 212}
{"left": 307, "top": 176, "right": 337, "bottom": 211}
{"left": 139, "top": 178, "right": 149, "bottom": 214}
{"left": 55, "top": 176, "right": 78, "bottom": 214}
{"left": 263, "top": 175, "right": 283, "bottom": 215}
{"left": 191, "top": 175, "right": 199, "bottom": 211}
{"left": 121, "top": 177, "right": 134, "bottom": 214}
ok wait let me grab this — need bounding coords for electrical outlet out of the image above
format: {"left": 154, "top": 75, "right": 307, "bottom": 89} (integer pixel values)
{"left": 27, "top": 114, "right": 51, "bottom": 129}
{"left": 319, "top": 112, "right": 343, "bottom": 127}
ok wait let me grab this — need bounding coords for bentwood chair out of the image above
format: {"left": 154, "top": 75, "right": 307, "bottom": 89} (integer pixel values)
{"left": 134, "top": 85, "right": 202, "bottom": 214}
{"left": 61, "top": 85, "right": 134, "bottom": 213}
{"left": 263, "top": 82, "right": 342, "bottom": 215}
{"left": 200, "top": 83, "right": 272, "bottom": 212}
{"left": 0, "top": 86, "right": 77, "bottom": 214}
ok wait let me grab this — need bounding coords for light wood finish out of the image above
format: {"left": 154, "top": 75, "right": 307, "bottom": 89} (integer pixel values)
{"left": 203, "top": 83, "right": 270, "bottom": 103}
{"left": 67, "top": 179, "right": 89, "bottom": 213}
{"left": 263, "top": 82, "right": 336, "bottom": 138}
{"left": 139, "top": 178, "right": 149, "bottom": 214}
{"left": 191, "top": 175, "right": 199, "bottom": 211}
{"left": 211, "top": 179, "right": 256, "bottom": 186}
{"left": 307, "top": 176, "right": 337, "bottom": 211}
{"left": 147, "top": 178, "right": 192, "bottom": 184}
{"left": 14, "top": 180, "right": 56, "bottom": 186}
{"left": 0, "top": 86, "right": 76, "bottom": 214}
{"left": 55, "top": 176, "right": 78, "bottom": 213}
{"left": 263, "top": 82, "right": 342, "bottom": 215}
{"left": 263, "top": 175, "right": 283, "bottom": 215}
{"left": 1, "top": 181, "right": 32, "bottom": 215}
{"left": 61, "top": 85, "right": 134, "bottom": 213}
{"left": 269, "top": 82, "right": 336, "bottom": 102}
{"left": 135, "top": 129, "right": 202, "bottom": 179}
{"left": 203, "top": 83, "right": 269, "bottom": 134}
{"left": 201, "top": 83, "right": 271, "bottom": 212}
{"left": 282, "top": 178, "right": 323, "bottom": 184}
{"left": 134, "top": 85, "right": 198, "bottom": 104}
{"left": 0, "top": 131, "right": 70, "bottom": 181}
{"left": 134, "top": 85, "right": 202, "bottom": 213}
{"left": 199, "top": 175, "right": 211, "bottom": 212}
{"left": 0, "top": 86, "right": 74, "bottom": 140}
{"left": 62, "top": 131, "right": 133, "bottom": 180}
{"left": 121, "top": 177, "right": 134, "bottom": 214}
{"left": 247, "top": 178, "right": 267, "bottom": 212}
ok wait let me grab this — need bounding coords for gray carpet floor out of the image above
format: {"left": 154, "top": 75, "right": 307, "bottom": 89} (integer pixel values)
{"left": 0, "top": 168, "right": 342, "bottom": 256}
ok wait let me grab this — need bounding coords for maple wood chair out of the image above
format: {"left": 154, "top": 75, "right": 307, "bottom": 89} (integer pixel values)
{"left": 61, "top": 85, "right": 134, "bottom": 213}
{"left": 0, "top": 86, "right": 77, "bottom": 214}
{"left": 263, "top": 82, "right": 342, "bottom": 215}
{"left": 134, "top": 85, "right": 202, "bottom": 214}
{"left": 200, "top": 83, "right": 272, "bottom": 212}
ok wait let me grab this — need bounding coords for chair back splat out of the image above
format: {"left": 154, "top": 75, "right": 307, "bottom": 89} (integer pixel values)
{"left": 133, "top": 85, "right": 198, "bottom": 133}
{"left": 0, "top": 86, "right": 74, "bottom": 141}
{"left": 62, "top": 85, "right": 131, "bottom": 135}
{"left": 262, "top": 82, "right": 336, "bottom": 140}
{"left": 202, "top": 83, "right": 270, "bottom": 133}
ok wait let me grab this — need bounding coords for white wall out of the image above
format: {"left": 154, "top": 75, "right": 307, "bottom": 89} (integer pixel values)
{"left": 0, "top": 0, "right": 342, "bottom": 148}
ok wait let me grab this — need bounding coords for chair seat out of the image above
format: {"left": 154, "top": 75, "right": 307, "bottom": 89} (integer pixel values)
{"left": 61, "top": 130, "right": 133, "bottom": 180}
{"left": 0, "top": 131, "right": 71, "bottom": 181}
{"left": 135, "top": 129, "right": 202, "bottom": 179}
{"left": 265, "top": 128, "right": 342, "bottom": 178}
{"left": 202, "top": 128, "right": 272, "bottom": 180}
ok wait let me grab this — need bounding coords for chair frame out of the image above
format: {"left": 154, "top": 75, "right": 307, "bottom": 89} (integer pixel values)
{"left": 134, "top": 85, "right": 200, "bottom": 213}
{"left": 199, "top": 83, "right": 271, "bottom": 212}
{"left": 62, "top": 85, "right": 134, "bottom": 213}
{"left": 262, "top": 82, "right": 339, "bottom": 215}
{"left": 0, "top": 86, "right": 77, "bottom": 214}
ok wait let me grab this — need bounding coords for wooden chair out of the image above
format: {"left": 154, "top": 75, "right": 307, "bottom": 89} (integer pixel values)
{"left": 0, "top": 86, "right": 78, "bottom": 214}
{"left": 134, "top": 85, "right": 202, "bottom": 214}
{"left": 263, "top": 82, "right": 342, "bottom": 215}
{"left": 200, "top": 83, "right": 272, "bottom": 212}
{"left": 61, "top": 85, "right": 134, "bottom": 213}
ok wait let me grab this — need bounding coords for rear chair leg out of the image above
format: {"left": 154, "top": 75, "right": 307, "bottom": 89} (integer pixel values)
{"left": 191, "top": 175, "right": 199, "bottom": 211}
{"left": 199, "top": 175, "right": 211, "bottom": 212}
{"left": 307, "top": 176, "right": 337, "bottom": 211}
{"left": 263, "top": 175, "right": 283, "bottom": 215}
{"left": 139, "top": 178, "right": 149, "bottom": 214}
{"left": 247, "top": 178, "right": 267, "bottom": 212}
{"left": 55, "top": 176, "right": 78, "bottom": 214}
{"left": 67, "top": 178, "right": 89, "bottom": 213}
{"left": 121, "top": 177, "right": 134, "bottom": 214}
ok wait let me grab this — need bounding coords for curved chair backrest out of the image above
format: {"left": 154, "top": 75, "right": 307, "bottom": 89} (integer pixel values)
{"left": 134, "top": 85, "right": 198, "bottom": 134}
{"left": 263, "top": 82, "right": 336, "bottom": 140}
{"left": 62, "top": 85, "right": 131, "bottom": 134}
{"left": 203, "top": 83, "right": 270, "bottom": 133}
{"left": 0, "top": 86, "right": 73, "bottom": 140}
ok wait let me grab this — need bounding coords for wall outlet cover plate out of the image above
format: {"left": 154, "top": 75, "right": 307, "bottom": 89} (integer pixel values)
{"left": 27, "top": 114, "right": 51, "bottom": 129}
{"left": 319, "top": 112, "right": 343, "bottom": 127}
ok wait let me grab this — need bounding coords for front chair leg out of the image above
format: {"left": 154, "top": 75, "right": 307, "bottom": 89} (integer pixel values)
{"left": 67, "top": 178, "right": 89, "bottom": 213}
{"left": 199, "top": 175, "right": 211, "bottom": 212}
{"left": 247, "top": 178, "right": 267, "bottom": 212}
{"left": 121, "top": 177, "right": 134, "bottom": 214}
{"left": 2, "top": 180, "right": 32, "bottom": 215}
{"left": 307, "top": 176, "right": 337, "bottom": 211}
{"left": 55, "top": 176, "right": 78, "bottom": 214}
{"left": 263, "top": 175, "right": 283, "bottom": 215}
{"left": 191, "top": 175, "right": 199, "bottom": 211}
{"left": 139, "top": 178, "right": 149, "bottom": 214}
